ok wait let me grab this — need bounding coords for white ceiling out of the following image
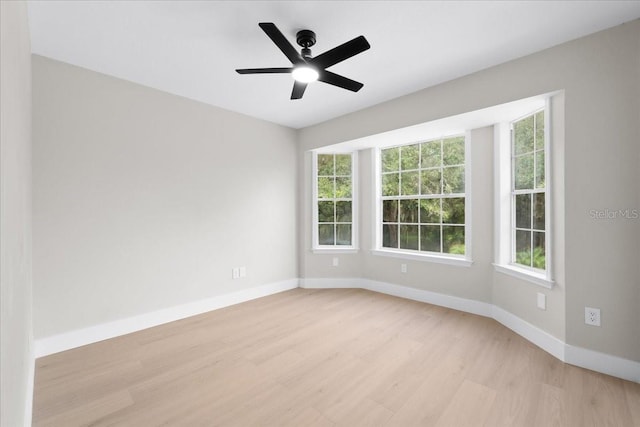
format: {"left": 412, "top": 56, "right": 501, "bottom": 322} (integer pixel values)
{"left": 27, "top": 1, "right": 640, "bottom": 129}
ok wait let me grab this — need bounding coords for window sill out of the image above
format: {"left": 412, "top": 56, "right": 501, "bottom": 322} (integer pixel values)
{"left": 312, "top": 247, "right": 359, "bottom": 254}
{"left": 493, "top": 263, "right": 554, "bottom": 289}
{"left": 371, "top": 249, "right": 473, "bottom": 267}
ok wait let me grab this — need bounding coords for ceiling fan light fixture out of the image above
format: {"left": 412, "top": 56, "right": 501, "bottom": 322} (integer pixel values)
{"left": 236, "top": 23, "right": 370, "bottom": 99}
{"left": 292, "top": 65, "right": 319, "bottom": 83}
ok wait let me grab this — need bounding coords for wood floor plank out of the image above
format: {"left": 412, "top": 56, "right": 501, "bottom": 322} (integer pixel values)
{"left": 37, "top": 390, "right": 134, "bottom": 427}
{"left": 482, "top": 379, "right": 541, "bottom": 427}
{"left": 33, "top": 360, "right": 143, "bottom": 422}
{"left": 32, "top": 288, "right": 640, "bottom": 426}
{"left": 533, "top": 383, "right": 569, "bottom": 427}
{"left": 386, "top": 355, "right": 471, "bottom": 425}
{"left": 367, "top": 332, "right": 459, "bottom": 412}
{"left": 562, "top": 364, "right": 635, "bottom": 427}
{"left": 434, "top": 379, "right": 497, "bottom": 427}
{"left": 625, "top": 380, "right": 640, "bottom": 426}
{"left": 326, "top": 397, "right": 394, "bottom": 426}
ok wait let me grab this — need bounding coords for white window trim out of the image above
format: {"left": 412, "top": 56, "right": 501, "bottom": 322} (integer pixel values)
{"left": 372, "top": 131, "right": 473, "bottom": 266}
{"left": 372, "top": 248, "right": 473, "bottom": 267}
{"left": 493, "top": 263, "right": 553, "bottom": 289}
{"left": 494, "top": 99, "right": 554, "bottom": 288}
{"left": 312, "top": 151, "right": 358, "bottom": 252}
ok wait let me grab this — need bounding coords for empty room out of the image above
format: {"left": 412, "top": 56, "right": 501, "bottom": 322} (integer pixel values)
{"left": 2, "top": 1, "right": 640, "bottom": 426}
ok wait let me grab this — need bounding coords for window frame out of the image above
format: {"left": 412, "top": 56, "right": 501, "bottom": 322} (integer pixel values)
{"left": 494, "top": 99, "right": 553, "bottom": 288}
{"left": 311, "top": 151, "right": 358, "bottom": 253}
{"left": 372, "top": 132, "right": 473, "bottom": 267}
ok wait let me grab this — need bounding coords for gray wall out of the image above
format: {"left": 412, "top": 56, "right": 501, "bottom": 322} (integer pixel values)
{"left": 299, "top": 21, "right": 639, "bottom": 362}
{"left": 32, "top": 56, "right": 298, "bottom": 339}
{"left": 0, "top": 2, "right": 34, "bottom": 426}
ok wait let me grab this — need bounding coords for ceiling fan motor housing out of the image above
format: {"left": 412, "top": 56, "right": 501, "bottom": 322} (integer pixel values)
{"left": 296, "top": 30, "right": 316, "bottom": 48}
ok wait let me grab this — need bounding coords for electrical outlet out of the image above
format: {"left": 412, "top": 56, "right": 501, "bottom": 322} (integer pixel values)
{"left": 537, "top": 292, "right": 546, "bottom": 310}
{"left": 401, "top": 263, "right": 407, "bottom": 273}
{"left": 232, "top": 268, "right": 240, "bottom": 279}
{"left": 239, "top": 266, "right": 246, "bottom": 278}
{"left": 332, "top": 257, "right": 339, "bottom": 267}
{"left": 585, "top": 307, "right": 601, "bottom": 326}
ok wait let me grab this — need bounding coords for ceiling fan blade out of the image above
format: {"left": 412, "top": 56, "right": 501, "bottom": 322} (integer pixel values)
{"left": 259, "top": 22, "right": 303, "bottom": 65}
{"left": 318, "top": 70, "right": 364, "bottom": 92}
{"left": 291, "top": 81, "right": 307, "bottom": 99}
{"left": 236, "top": 67, "right": 293, "bottom": 74}
{"left": 311, "top": 36, "right": 370, "bottom": 69}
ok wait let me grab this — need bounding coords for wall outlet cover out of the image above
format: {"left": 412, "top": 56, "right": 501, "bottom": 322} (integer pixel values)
{"left": 537, "top": 292, "right": 546, "bottom": 310}
{"left": 585, "top": 307, "right": 601, "bottom": 326}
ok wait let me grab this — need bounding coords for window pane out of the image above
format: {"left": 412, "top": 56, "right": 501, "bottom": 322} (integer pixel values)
{"left": 318, "top": 177, "right": 334, "bottom": 199}
{"left": 383, "top": 224, "right": 398, "bottom": 248}
{"left": 399, "top": 225, "right": 419, "bottom": 250}
{"left": 443, "top": 226, "right": 465, "bottom": 255}
{"left": 442, "top": 197, "right": 465, "bottom": 224}
{"left": 336, "top": 201, "right": 352, "bottom": 222}
{"left": 401, "top": 171, "right": 419, "bottom": 195}
{"left": 420, "top": 199, "right": 440, "bottom": 223}
{"left": 420, "top": 225, "right": 440, "bottom": 252}
{"left": 515, "top": 230, "right": 532, "bottom": 267}
{"left": 335, "top": 177, "right": 351, "bottom": 198}
{"left": 535, "top": 150, "right": 545, "bottom": 189}
{"left": 514, "top": 154, "right": 534, "bottom": 190}
{"left": 443, "top": 137, "right": 465, "bottom": 166}
{"left": 421, "top": 169, "right": 441, "bottom": 195}
{"left": 533, "top": 193, "right": 545, "bottom": 231}
{"left": 319, "top": 224, "right": 334, "bottom": 245}
{"left": 533, "top": 232, "right": 546, "bottom": 269}
{"left": 421, "top": 141, "right": 441, "bottom": 168}
{"left": 317, "top": 154, "right": 334, "bottom": 176}
{"left": 336, "top": 224, "right": 352, "bottom": 246}
{"left": 318, "top": 201, "right": 334, "bottom": 223}
{"left": 382, "top": 173, "right": 399, "bottom": 196}
{"left": 400, "top": 199, "right": 419, "bottom": 223}
{"left": 515, "top": 194, "right": 531, "bottom": 229}
{"left": 335, "top": 154, "right": 351, "bottom": 176}
{"left": 382, "top": 148, "right": 399, "bottom": 172}
{"left": 514, "top": 115, "right": 534, "bottom": 155}
{"left": 535, "top": 111, "right": 545, "bottom": 151}
{"left": 382, "top": 200, "right": 398, "bottom": 222}
{"left": 443, "top": 166, "right": 464, "bottom": 193}
{"left": 401, "top": 144, "right": 420, "bottom": 170}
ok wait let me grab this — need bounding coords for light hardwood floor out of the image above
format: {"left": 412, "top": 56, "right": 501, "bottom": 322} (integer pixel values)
{"left": 33, "top": 288, "right": 640, "bottom": 426}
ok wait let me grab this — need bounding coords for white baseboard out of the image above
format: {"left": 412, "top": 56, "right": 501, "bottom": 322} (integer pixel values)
{"left": 34, "top": 276, "right": 640, "bottom": 384}
{"left": 565, "top": 344, "right": 640, "bottom": 383}
{"left": 362, "top": 279, "right": 493, "bottom": 317}
{"left": 491, "top": 305, "right": 566, "bottom": 361}
{"left": 299, "top": 277, "right": 361, "bottom": 289}
{"left": 302, "top": 277, "right": 639, "bottom": 383}
{"left": 300, "top": 277, "right": 493, "bottom": 318}
{"left": 34, "top": 279, "right": 298, "bottom": 358}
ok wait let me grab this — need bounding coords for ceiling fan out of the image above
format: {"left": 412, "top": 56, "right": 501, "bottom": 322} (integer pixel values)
{"left": 236, "top": 22, "right": 370, "bottom": 100}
